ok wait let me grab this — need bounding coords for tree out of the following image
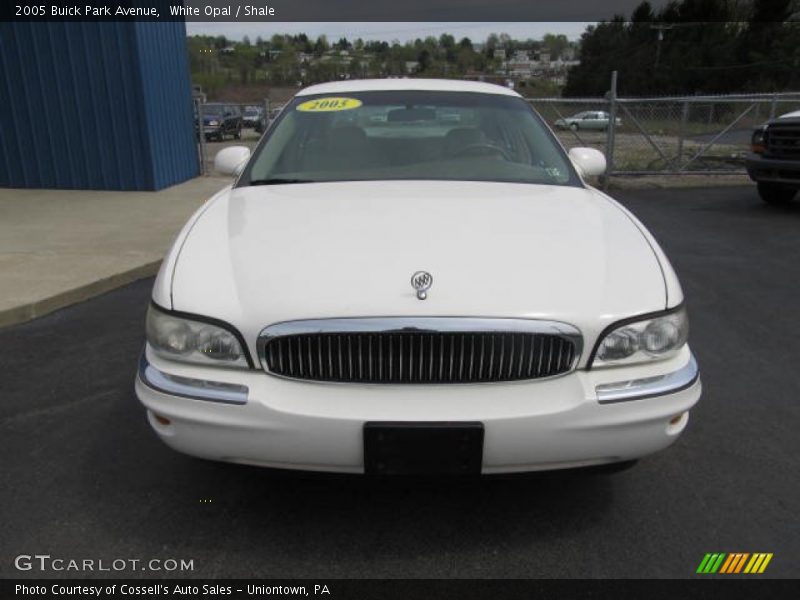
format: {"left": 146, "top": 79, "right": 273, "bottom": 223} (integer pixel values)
{"left": 485, "top": 33, "right": 499, "bottom": 57}
{"left": 417, "top": 48, "right": 432, "bottom": 72}
{"left": 270, "top": 34, "right": 285, "bottom": 51}
{"left": 542, "top": 33, "right": 569, "bottom": 59}
{"left": 313, "top": 35, "right": 329, "bottom": 56}
{"left": 562, "top": 18, "right": 626, "bottom": 96}
{"left": 563, "top": 0, "right": 799, "bottom": 96}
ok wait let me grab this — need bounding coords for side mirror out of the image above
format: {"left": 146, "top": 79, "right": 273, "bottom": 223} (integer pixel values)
{"left": 569, "top": 147, "right": 606, "bottom": 177}
{"left": 214, "top": 146, "right": 251, "bottom": 176}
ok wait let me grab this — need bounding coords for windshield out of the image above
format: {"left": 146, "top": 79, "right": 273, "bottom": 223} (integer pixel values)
{"left": 239, "top": 91, "right": 579, "bottom": 187}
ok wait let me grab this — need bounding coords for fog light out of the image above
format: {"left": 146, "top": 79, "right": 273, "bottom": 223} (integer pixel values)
{"left": 154, "top": 414, "right": 171, "bottom": 426}
{"left": 669, "top": 413, "right": 684, "bottom": 425}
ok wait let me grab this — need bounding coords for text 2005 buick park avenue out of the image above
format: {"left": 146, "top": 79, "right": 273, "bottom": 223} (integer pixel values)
{"left": 135, "top": 79, "right": 701, "bottom": 475}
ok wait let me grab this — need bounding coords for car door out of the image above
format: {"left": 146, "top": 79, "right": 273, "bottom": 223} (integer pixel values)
{"left": 570, "top": 111, "right": 586, "bottom": 126}
{"left": 231, "top": 106, "right": 242, "bottom": 131}
{"left": 583, "top": 112, "right": 600, "bottom": 130}
{"left": 223, "top": 106, "right": 235, "bottom": 133}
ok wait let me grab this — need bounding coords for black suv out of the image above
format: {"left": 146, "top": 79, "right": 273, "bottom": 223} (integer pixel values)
{"left": 197, "top": 104, "right": 242, "bottom": 141}
{"left": 746, "top": 110, "right": 800, "bottom": 204}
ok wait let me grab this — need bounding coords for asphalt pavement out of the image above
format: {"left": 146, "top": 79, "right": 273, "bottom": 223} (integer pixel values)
{"left": 1, "top": 185, "right": 798, "bottom": 579}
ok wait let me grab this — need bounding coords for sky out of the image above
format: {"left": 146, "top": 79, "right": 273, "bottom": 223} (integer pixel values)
{"left": 184, "top": 22, "right": 592, "bottom": 43}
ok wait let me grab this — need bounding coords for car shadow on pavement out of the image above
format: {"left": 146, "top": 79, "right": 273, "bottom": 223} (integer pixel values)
{"left": 78, "top": 416, "right": 617, "bottom": 576}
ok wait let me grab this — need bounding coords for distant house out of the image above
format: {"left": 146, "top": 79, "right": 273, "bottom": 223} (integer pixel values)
{"left": 321, "top": 51, "right": 349, "bottom": 65}
{"left": 501, "top": 47, "right": 579, "bottom": 84}
{"left": 404, "top": 61, "right": 419, "bottom": 74}
{"left": 505, "top": 50, "right": 536, "bottom": 77}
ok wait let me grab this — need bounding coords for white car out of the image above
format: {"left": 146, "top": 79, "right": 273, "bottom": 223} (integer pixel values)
{"left": 555, "top": 111, "right": 622, "bottom": 131}
{"left": 136, "top": 79, "right": 700, "bottom": 475}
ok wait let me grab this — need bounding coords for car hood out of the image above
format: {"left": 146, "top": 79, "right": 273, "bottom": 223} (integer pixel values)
{"left": 171, "top": 181, "right": 667, "bottom": 355}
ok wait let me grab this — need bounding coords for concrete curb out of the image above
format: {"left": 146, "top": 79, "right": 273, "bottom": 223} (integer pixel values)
{"left": 0, "top": 260, "right": 161, "bottom": 329}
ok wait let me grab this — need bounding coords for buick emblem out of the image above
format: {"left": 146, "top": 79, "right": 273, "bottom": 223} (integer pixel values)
{"left": 410, "top": 271, "right": 433, "bottom": 300}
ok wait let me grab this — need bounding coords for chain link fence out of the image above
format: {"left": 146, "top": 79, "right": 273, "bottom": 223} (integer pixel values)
{"left": 529, "top": 87, "right": 800, "bottom": 182}
{"left": 193, "top": 98, "right": 286, "bottom": 174}
{"left": 192, "top": 82, "right": 800, "bottom": 180}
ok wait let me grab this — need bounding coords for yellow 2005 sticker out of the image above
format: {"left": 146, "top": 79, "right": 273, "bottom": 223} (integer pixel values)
{"left": 296, "top": 97, "right": 363, "bottom": 112}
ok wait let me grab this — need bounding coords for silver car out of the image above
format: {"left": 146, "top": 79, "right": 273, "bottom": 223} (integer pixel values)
{"left": 555, "top": 111, "right": 622, "bottom": 131}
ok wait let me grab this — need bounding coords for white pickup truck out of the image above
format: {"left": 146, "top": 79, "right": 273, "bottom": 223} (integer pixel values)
{"left": 746, "top": 110, "right": 800, "bottom": 204}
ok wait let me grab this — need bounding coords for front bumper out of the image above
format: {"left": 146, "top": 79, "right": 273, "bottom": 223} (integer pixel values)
{"left": 745, "top": 153, "right": 800, "bottom": 187}
{"left": 196, "top": 125, "right": 221, "bottom": 136}
{"left": 135, "top": 345, "right": 701, "bottom": 474}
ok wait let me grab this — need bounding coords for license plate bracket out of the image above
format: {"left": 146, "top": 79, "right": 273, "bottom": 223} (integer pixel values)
{"left": 363, "top": 422, "right": 484, "bottom": 475}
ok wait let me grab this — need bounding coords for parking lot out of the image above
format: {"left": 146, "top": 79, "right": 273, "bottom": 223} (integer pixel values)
{"left": 1, "top": 185, "right": 798, "bottom": 579}
{"left": 200, "top": 129, "right": 261, "bottom": 174}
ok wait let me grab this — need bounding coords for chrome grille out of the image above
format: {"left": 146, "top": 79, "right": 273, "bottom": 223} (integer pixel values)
{"left": 767, "top": 123, "right": 800, "bottom": 159}
{"left": 258, "top": 318, "right": 581, "bottom": 384}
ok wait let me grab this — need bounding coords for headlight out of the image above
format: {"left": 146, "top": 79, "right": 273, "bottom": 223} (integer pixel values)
{"left": 145, "top": 305, "right": 249, "bottom": 368}
{"left": 208, "top": 120, "right": 219, "bottom": 126}
{"left": 751, "top": 127, "right": 766, "bottom": 154}
{"left": 592, "top": 306, "right": 688, "bottom": 368}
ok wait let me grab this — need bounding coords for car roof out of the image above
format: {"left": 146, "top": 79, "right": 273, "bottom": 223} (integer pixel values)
{"left": 779, "top": 110, "right": 800, "bottom": 119}
{"left": 296, "top": 78, "right": 521, "bottom": 98}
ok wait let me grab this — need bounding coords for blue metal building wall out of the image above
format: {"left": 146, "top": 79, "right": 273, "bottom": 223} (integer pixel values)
{"left": 0, "top": 21, "right": 198, "bottom": 190}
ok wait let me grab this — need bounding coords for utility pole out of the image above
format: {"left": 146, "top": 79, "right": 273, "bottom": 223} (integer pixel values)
{"left": 603, "top": 70, "right": 618, "bottom": 191}
{"left": 651, "top": 24, "right": 673, "bottom": 68}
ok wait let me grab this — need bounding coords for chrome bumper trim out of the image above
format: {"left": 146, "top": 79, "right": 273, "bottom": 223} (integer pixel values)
{"left": 596, "top": 354, "right": 699, "bottom": 404}
{"left": 138, "top": 354, "right": 248, "bottom": 405}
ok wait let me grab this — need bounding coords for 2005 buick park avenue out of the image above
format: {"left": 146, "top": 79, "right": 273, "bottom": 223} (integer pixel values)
{"left": 135, "top": 79, "right": 701, "bottom": 475}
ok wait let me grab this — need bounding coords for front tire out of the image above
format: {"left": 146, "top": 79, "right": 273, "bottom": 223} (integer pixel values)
{"left": 587, "top": 459, "right": 639, "bottom": 474}
{"left": 757, "top": 182, "right": 797, "bottom": 205}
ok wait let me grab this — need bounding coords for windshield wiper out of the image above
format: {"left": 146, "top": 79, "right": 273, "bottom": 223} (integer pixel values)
{"left": 247, "top": 178, "right": 314, "bottom": 186}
